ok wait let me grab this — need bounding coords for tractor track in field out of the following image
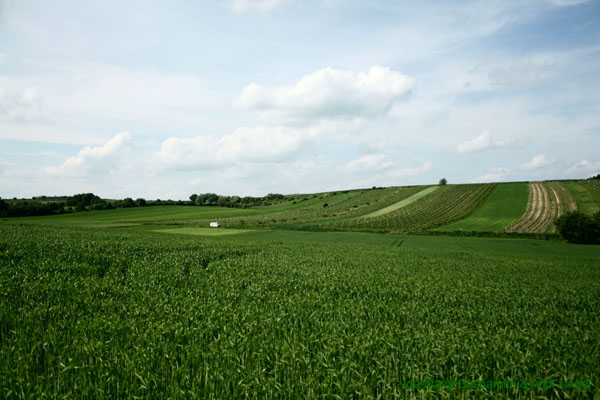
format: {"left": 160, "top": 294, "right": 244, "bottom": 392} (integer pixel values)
{"left": 507, "top": 182, "right": 550, "bottom": 233}
{"left": 507, "top": 182, "right": 578, "bottom": 233}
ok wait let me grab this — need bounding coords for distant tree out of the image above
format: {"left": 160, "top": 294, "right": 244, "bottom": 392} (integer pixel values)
{"left": 122, "top": 198, "right": 135, "bottom": 208}
{"left": 217, "top": 196, "right": 228, "bottom": 207}
{"left": 439, "top": 178, "right": 447, "bottom": 186}
{"left": 589, "top": 174, "right": 600, "bottom": 180}
{"left": 135, "top": 198, "right": 147, "bottom": 207}
{"left": 555, "top": 211, "right": 599, "bottom": 244}
{"left": 0, "top": 197, "right": 9, "bottom": 217}
{"left": 189, "top": 194, "right": 198, "bottom": 203}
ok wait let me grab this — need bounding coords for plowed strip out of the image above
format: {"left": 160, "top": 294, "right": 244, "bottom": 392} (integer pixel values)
{"left": 506, "top": 182, "right": 553, "bottom": 233}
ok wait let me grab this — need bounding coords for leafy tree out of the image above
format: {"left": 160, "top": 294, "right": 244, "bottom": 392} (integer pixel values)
{"left": 135, "top": 198, "right": 147, "bottom": 207}
{"left": 439, "top": 178, "right": 447, "bottom": 186}
{"left": 122, "top": 198, "right": 135, "bottom": 208}
{"left": 555, "top": 211, "right": 600, "bottom": 244}
{"left": 217, "top": 196, "right": 228, "bottom": 207}
{"left": 0, "top": 197, "right": 8, "bottom": 217}
{"left": 189, "top": 194, "right": 198, "bottom": 203}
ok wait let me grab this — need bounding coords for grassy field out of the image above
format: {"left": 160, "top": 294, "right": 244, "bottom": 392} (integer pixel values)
{"left": 1, "top": 223, "right": 598, "bottom": 398}
{"left": 435, "top": 182, "right": 529, "bottom": 232}
{"left": 157, "top": 227, "right": 250, "bottom": 236}
{"left": 8, "top": 205, "right": 257, "bottom": 225}
{"left": 563, "top": 181, "right": 600, "bottom": 215}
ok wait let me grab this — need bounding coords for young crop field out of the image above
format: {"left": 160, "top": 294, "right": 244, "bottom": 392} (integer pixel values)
{"left": 360, "top": 186, "right": 438, "bottom": 218}
{"left": 12, "top": 205, "right": 259, "bottom": 225}
{"left": 1, "top": 223, "right": 598, "bottom": 398}
{"left": 326, "top": 183, "right": 495, "bottom": 232}
{"left": 187, "top": 185, "right": 428, "bottom": 229}
{"left": 434, "top": 182, "right": 529, "bottom": 232}
{"left": 563, "top": 181, "right": 600, "bottom": 215}
{"left": 506, "top": 182, "right": 577, "bottom": 233}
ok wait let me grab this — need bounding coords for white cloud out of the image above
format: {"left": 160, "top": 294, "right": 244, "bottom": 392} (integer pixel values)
{"left": 343, "top": 154, "right": 394, "bottom": 173}
{"left": 522, "top": 154, "right": 555, "bottom": 170}
{"left": 473, "top": 167, "right": 510, "bottom": 183}
{"left": 155, "top": 126, "right": 314, "bottom": 171}
{"left": 567, "top": 159, "right": 600, "bottom": 175}
{"left": 457, "top": 130, "right": 515, "bottom": 153}
{"left": 0, "top": 81, "right": 49, "bottom": 123}
{"left": 44, "top": 132, "right": 132, "bottom": 177}
{"left": 227, "top": 0, "right": 282, "bottom": 13}
{"left": 387, "top": 161, "right": 432, "bottom": 179}
{"left": 1, "top": 66, "right": 224, "bottom": 143}
{"left": 236, "top": 66, "right": 415, "bottom": 124}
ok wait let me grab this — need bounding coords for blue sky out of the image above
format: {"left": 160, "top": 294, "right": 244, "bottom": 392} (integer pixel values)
{"left": 1, "top": 0, "right": 599, "bottom": 199}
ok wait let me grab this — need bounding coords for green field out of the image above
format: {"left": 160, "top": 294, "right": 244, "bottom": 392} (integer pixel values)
{"left": 157, "top": 227, "right": 250, "bottom": 236}
{"left": 563, "top": 181, "right": 600, "bottom": 215}
{"left": 360, "top": 185, "right": 438, "bottom": 218}
{"left": 435, "top": 182, "right": 529, "bottom": 232}
{"left": 9, "top": 205, "right": 257, "bottom": 225}
{"left": 1, "top": 222, "right": 599, "bottom": 398}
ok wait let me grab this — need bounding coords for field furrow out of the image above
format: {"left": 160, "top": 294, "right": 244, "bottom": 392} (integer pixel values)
{"left": 507, "top": 183, "right": 548, "bottom": 232}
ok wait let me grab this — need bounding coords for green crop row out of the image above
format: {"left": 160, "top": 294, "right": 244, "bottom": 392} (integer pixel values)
{"left": 323, "top": 184, "right": 495, "bottom": 232}
{"left": 182, "top": 186, "right": 428, "bottom": 229}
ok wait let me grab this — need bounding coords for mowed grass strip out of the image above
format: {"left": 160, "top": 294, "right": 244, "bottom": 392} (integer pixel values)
{"left": 361, "top": 186, "right": 438, "bottom": 218}
{"left": 156, "top": 227, "right": 250, "bottom": 236}
{"left": 563, "top": 181, "right": 600, "bottom": 215}
{"left": 436, "top": 182, "right": 529, "bottom": 232}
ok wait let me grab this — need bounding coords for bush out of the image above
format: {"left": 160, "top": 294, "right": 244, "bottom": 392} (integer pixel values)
{"left": 555, "top": 211, "right": 600, "bottom": 244}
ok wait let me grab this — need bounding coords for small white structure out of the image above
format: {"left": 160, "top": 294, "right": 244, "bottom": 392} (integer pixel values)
{"left": 209, "top": 221, "right": 221, "bottom": 228}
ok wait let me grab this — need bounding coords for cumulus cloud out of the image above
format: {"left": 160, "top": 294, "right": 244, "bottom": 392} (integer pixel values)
{"left": 521, "top": 154, "right": 555, "bottom": 170}
{"left": 155, "top": 126, "right": 314, "bottom": 170}
{"left": 472, "top": 167, "right": 510, "bottom": 183}
{"left": 227, "top": 0, "right": 283, "bottom": 13}
{"left": 236, "top": 66, "right": 415, "bottom": 124}
{"left": 44, "top": 132, "right": 132, "bottom": 177}
{"left": 457, "top": 130, "right": 515, "bottom": 154}
{"left": 567, "top": 159, "right": 600, "bottom": 174}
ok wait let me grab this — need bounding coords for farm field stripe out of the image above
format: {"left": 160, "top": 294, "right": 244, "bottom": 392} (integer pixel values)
{"left": 507, "top": 183, "right": 540, "bottom": 233}
{"left": 360, "top": 186, "right": 438, "bottom": 218}
{"left": 155, "top": 227, "right": 250, "bottom": 236}
{"left": 434, "top": 182, "right": 528, "bottom": 232}
{"left": 507, "top": 182, "right": 576, "bottom": 233}
{"left": 562, "top": 181, "right": 600, "bottom": 215}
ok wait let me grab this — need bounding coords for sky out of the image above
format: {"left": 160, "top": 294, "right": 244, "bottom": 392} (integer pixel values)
{"left": 1, "top": 0, "right": 599, "bottom": 199}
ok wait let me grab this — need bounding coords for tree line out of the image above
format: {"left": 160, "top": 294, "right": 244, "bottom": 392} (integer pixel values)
{"left": 189, "top": 193, "right": 286, "bottom": 208}
{"left": 0, "top": 194, "right": 186, "bottom": 218}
